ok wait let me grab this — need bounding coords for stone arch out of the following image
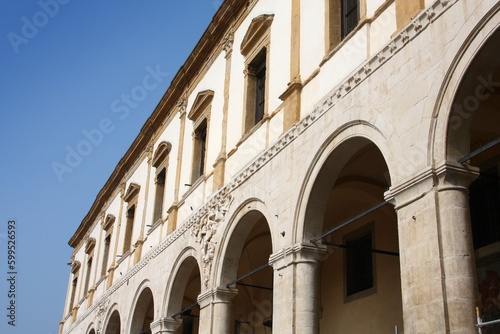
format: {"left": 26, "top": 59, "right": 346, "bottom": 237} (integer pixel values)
{"left": 431, "top": 5, "right": 500, "bottom": 163}
{"left": 163, "top": 247, "right": 202, "bottom": 333}
{"left": 212, "top": 198, "right": 275, "bottom": 332}
{"left": 295, "top": 129, "right": 403, "bottom": 332}
{"left": 430, "top": 6, "right": 500, "bottom": 326}
{"left": 295, "top": 122, "right": 395, "bottom": 242}
{"left": 214, "top": 198, "right": 275, "bottom": 286}
{"left": 85, "top": 323, "right": 96, "bottom": 334}
{"left": 102, "top": 305, "right": 121, "bottom": 334}
{"left": 128, "top": 281, "right": 154, "bottom": 334}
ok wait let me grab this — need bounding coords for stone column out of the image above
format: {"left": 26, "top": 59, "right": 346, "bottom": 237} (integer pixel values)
{"left": 197, "top": 290, "right": 213, "bottom": 334}
{"left": 150, "top": 317, "right": 181, "bottom": 334}
{"left": 386, "top": 162, "right": 478, "bottom": 334}
{"left": 435, "top": 162, "right": 479, "bottom": 334}
{"left": 271, "top": 243, "right": 326, "bottom": 334}
{"left": 195, "top": 287, "right": 237, "bottom": 334}
{"left": 212, "top": 288, "right": 238, "bottom": 333}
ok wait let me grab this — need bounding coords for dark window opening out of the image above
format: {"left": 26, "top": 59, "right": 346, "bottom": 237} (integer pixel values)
{"left": 101, "top": 235, "right": 111, "bottom": 277}
{"left": 84, "top": 258, "right": 92, "bottom": 294}
{"left": 470, "top": 167, "right": 500, "bottom": 250}
{"left": 182, "top": 318, "right": 194, "bottom": 334}
{"left": 70, "top": 276, "right": 78, "bottom": 310}
{"left": 346, "top": 231, "right": 373, "bottom": 296}
{"left": 193, "top": 119, "right": 207, "bottom": 181}
{"left": 123, "top": 206, "right": 135, "bottom": 253}
{"left": 342, "top": 0, "right": 359, "bottom": 38}
{"left": 153, "top": 168, "right": 166, "bottom": 223}
{"left": 247, "top": 48, "right": 266, "bottom": 126}
{"left": 253, "top": 50, "right": 266, "bottom": 124}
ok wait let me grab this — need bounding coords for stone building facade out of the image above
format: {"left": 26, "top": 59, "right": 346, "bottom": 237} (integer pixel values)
{"left": 60, "top": 0, "right": 500, "bottom": 333}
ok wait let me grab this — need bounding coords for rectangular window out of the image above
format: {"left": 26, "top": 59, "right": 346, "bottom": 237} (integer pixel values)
{"left": 342, "top": 0, "right": 359, "bottom": 38}
{"left": 244, "top": 48, "right": 267, "bottom": 132}
{"left": 101, "top": 235, "right": 111, "bottom": 277}
{"left": 192, "top": 119, "right": 207, "bottom": 182}
{"left": 84, "top": 257, "right": 92, "bottom": 295}
{"left": 183, "top": 318, "right": 194, "bottom": 334}
{"left": 123, "top": 206, "right": 135, "bottom": 253}
{"left": 153, "top": 168, "right": 166, "bottom": 223}
{"left": 345, "top": 230, "right": 373, "bottom": 297}
{"left": 69, "top": 276, "right": 78, "bottom": 310}
{"left": 470, "top": 167, "right": 500, "bottom": 249}
{"left": 253, "top": 50, "right": 266, "bottom": 124}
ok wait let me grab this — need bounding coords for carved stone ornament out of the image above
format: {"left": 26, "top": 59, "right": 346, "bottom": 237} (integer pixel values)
{"left": 94, "top": 298, "right": 109, "bottom": 334}
{"left": 222, "top": 32, "right": 234, "bottom": 54}
{"left": 191, "top": 194, "right": 233, "bottom": 287}
{"left": 177, "top": 98, "right": 187, "bottom": 116}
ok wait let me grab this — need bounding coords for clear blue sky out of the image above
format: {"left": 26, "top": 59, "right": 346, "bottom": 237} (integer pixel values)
{"left": 0, "top": 1, "right": 221, "bottom": 333}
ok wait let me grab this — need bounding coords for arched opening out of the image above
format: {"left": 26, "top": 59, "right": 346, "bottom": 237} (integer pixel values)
{"left": 305, "top": 138, "right": 403, "bottom": 332}
{"left": 168, "top": 256, "right": 201, "bottom": 334}
{"left": 130, "top": 287, "right": 154, "bottom": 334}
{"left": 447, "top": 27, "right": 500, "bottom": 327}
{"left": 104, "top": 310, "right": 121, "bottom": 334}
{"left": 88, "top": 329, "right": 96, "bottom": 334}
{"left": 222, "top": 209, "right": 273, "bottom": 334}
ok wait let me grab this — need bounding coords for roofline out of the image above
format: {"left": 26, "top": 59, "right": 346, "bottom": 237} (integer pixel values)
{"left": 69, "top": 0, "right": 247, "bottom": 248}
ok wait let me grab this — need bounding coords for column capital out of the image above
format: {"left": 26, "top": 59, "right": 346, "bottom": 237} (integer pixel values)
{"left": 434, "top": 160, "right": 479, "bottom": 190}
{"left": 385, "top": 161, "right": 479, "bottom": 210}
{"left": 269, "top": 242, "right": 327, "bottom": 270}
{"left": 150, "top": 317, "right": 181, "bottom": 334}
{"left": 197, "top": 287, "right": 238, "bottom": 308}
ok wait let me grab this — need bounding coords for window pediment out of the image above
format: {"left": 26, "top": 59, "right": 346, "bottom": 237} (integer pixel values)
{"left": 152, "top": 141, "right": 172, "bottom": 168}
{"left": 102, "top": 214, "right": 116, "bottom": 231}
{"left": 240, "top": 14, "right": 274, "bottom": 56}
{"left": 123, "top": 183, "right": 141, "bottom": 203}
{"left": 85, "top": 238, "right": 96, "bottom": 254}
{"left": 188, "top": 90, "right": 214, "bottom": 122}
{"left": 71, "top": 260, "right": 81, "bottom": 274}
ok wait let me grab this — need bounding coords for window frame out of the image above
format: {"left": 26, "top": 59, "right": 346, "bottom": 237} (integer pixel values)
{"left": 187, "top": 90, "right": 213, "bottom": 184}
{"left": 100, "top": 214, "right": 115, "bottom": 278}
{"left": 326, "top": 0, "right": 362, "bottom": 52}
{"left": 122, "top": 183, "right": 140, "bottom": 255}
{"left": 343, "top": 223, "right": 376, "bottom": 302}
{"left": 69, "top": 260, "right": 81, "bottom": 313}
{"left": 341, "top": 0, "right": 360, "bottom": 39}
{"left": 240, "top": 14, "right": 273, "bottom": 135}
